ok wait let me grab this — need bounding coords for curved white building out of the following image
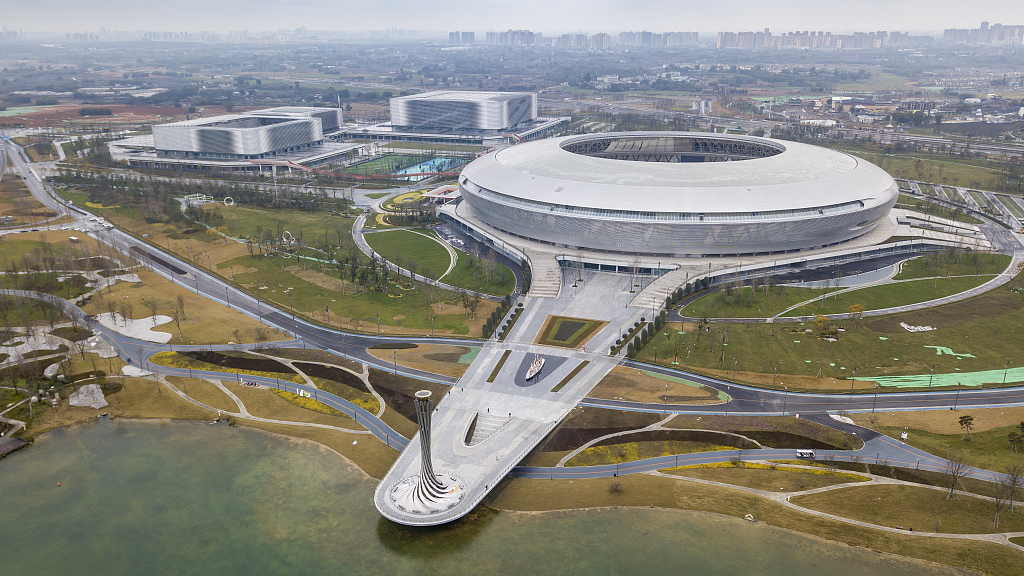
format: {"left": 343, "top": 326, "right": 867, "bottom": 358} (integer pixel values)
{"left": 458, "top": 132, "right": 897, "bottom": 256}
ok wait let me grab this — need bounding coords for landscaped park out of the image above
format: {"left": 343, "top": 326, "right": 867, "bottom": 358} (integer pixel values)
{"left": 2, "top": 146, "right": 1023, "bottom": 576}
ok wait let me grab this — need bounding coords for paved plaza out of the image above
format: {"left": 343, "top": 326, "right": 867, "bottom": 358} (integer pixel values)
{"left": 374, "top": 272, "right": 646, "bottom": 525}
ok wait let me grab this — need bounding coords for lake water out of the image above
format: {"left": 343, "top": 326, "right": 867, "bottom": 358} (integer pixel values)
{"left": 0, "top": 419, "right": 960, "bottom": 576}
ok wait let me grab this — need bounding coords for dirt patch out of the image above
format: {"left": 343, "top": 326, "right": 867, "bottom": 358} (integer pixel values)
{"left": 537, "top": 406, "right": 663, "bottom": 452}
{"left": 367, "top": 367, "right": 451, "bottom": 422}
{"left": 588, "top": 366, "right": 723, "bottom": 404}
{"left": 366, "top": 343, "right": 473, "bottom": 378}
{"left": 286, "top": 265, "right": 348, "bottom": 293}
{"left": 850, "top": 405, "right": 1024, "bottom": 435}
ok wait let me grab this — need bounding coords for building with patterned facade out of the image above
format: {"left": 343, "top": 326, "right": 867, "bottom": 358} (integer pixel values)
{"left": 458, "top": 132, "right": 897, "bottom": 257}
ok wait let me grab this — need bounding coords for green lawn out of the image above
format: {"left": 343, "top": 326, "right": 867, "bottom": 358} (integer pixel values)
{"left": 827, "top": 144, "right": 1008, "bottom": 192}
{"left": 997, "top": 195, "right": 1024, "bottom": 219}
{"left": 364, "top": 229, "right": 452, "bottom": 279}
{"left": 893, "top": 253, "right": 1010, "bottom": 281}
{"left": 224, "top": 252, "right": 474, "bottom": 334}
{"left": 682, "top": 276, "right": 991, "bottom": 319}
{"left": 873, "top": 424, "right": 1024, "bottom": 475}
{"left": 641, "top": 273, "right": 1024, "bottom": 389}
{"left": 364, "top": 228, "right": 515, "bottom": 296}
{"left": 896, "top": 194, "right": 983, "bottom": 224}
{"left": 201, "top": 204, "right": 356, "bottom": 247}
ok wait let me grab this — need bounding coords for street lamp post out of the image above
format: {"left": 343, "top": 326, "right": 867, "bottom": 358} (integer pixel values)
{"left": 376, "top": 312, "right": 380, "bottom": 336}
{"left": 653, "top": 346, "right": 658, "bottom": 364}
{"left": 850, "top": 366, "right": 858, "bottom": 393}
{"left": 929, "top": 365, "right": 935, "bottom": 388}
{"left": 782, "top": 386, "right": 788, "bottom": 416}
{"left": 733, "top": 357, "right": 737, "bottom": 381}
{"left": 685, "top": 347, "right": 690, "bottom": 371}
{"left": 664, "top": 384, "right": 668, "bottom": 414}
{"left": 393, "top": 350, "right": 398, "bottom": 374}
{"left": 1004, "top": 361, "right": 1010, "bottom": 385}
{"left": 872, "top": 383, "right": 879, "bottom": 413}
{"left": 773, "top": 361, "right": 778, "bottom": 387}
{"left": 953, "top": 381, "right": 962, "bottom": 410}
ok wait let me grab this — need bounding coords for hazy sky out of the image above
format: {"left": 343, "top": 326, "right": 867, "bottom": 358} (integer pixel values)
{"left": 7, "top": 0, "right": 1019, "bottom": 35}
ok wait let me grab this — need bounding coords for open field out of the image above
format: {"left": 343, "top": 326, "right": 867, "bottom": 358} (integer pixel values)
{"left": 587, "top": 365, "right": 724, "bottom": 404}
{"left": 664, "top": 414, "right": 863, "bottom": 451}
{"left": 827, "top": 143, "right": 1009, "bottom": 192}
{"left": 55, "top": 185, "right": 499, "bottom": 335}
{"left": 682, "top": 276, "right": 993, "bottom": 320}
{"left": 366, "top": 342, "right": 477, "bottom": 378}
{"left": 199, "top": 204, "right": 357, "bottom": 247}
{"left": 0, "top": 166, "right": 54, "bottom": 225}
{"left": 225, "top": 252, "right": 495, "bottom": 335}
{"left": 564, "top": 429, "right": 752, "bottom": 466}
{"left": 365, "top": 229, "right": 450, "bottom": 279}
{"left": 663, "top": 463, "right": 868, "bottom": 491}
{"left": 792, "top": 484, "right": 1024, "bottom": 534}
{"left": 77, "top": 268, "right": 291, "bottom": 345}
{"left": 486, "top": 475, "right": 1024, "bottom": 576}
{"left": 168, "top": 376, "right": 238, "bottom": 412}
{"left": 863, "top": 421, "right": 1024, "bottom": 474}
{"left": 364, "top": 228, "right": 515, "bottom": 296}
{"left": 850, "top": 406, "right": 1024, "bottom": 435}
{"left": 637, "top": 270, "right": 1024, "bottom": 389}
{"left": 893, "top": 253, "right": 1009, "bottom": 280}
{"left": 223, "top": 381, "right": 365, "bottom": 430}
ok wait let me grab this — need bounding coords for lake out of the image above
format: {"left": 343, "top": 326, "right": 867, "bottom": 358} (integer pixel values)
{"left": 0, "top": 419, "right": 960, "bottom": 575}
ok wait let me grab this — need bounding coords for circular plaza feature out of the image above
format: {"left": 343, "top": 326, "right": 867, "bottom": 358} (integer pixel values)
{"left": 458, "top": 132, "right": 898, "bottom": 256}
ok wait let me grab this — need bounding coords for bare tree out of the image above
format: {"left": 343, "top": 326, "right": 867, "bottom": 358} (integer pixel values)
{"left": 1003, "top": 461, "right": 1024, "bottom": 514}
{"left": 170, "top": 308, "right": 183, "bottom": 340}
{"left": 945, "top": 450, "right": 970, "bottom": 499}
{"left": 147, "top": 298, "right": 159, "bottom": 325}
{"left": 175, "top": 295, "right": 187, "bottom": 321}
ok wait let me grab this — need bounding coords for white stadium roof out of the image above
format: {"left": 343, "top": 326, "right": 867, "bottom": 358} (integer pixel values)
{"left": 461, "top": 132, "right": 893, "bottom": 214}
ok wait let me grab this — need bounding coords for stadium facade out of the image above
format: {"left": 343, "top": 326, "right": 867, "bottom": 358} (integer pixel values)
{"left": 458, "top": 132, "right": 898, "bottom": 257}
{"left": 390, "top": 91, "right": 538, "bottom": 131}
{"left": 152, "top": 107, "right": 343, "bottom": 160}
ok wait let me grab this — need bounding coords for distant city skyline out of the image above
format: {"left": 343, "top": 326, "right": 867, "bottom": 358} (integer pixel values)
{"left": 5, "top": 0, "right": 1021, "bottom": 37}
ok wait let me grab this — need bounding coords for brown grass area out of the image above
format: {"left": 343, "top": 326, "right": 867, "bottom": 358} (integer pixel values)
{"left": 222, "top": 381, "right": 364, "bottom": 431}
{"left": 588, "top": 366, "right": 723, "bottom": 404}
{"left": 664, "top": 465, "right": 867, "bottom": 492}
{"left": 29, "top": 377, "right": 214, "bottom": 435}
{"left": 285, "top": 265, "right": 350, "bottom": 294}
{"left": 366, "top": 343, "right": 473, "bottom": 378}
{"left": 168, "top": 376, "right": 238, "bottom": 412}
{"left": 234, "top": 420, "right": 398, "bottom": 479}
{"left": 687, "top": 364, "right": 879, "bottom": 392}
{"left": 78, "top": 268, "right": 292, "bottom": 346}
{"left": 792, "top": 483, "right": 1024, "bottom": 534}
{"left": 486, "top": 475, "right": 1024, "bottom": 576}
{"left": 850, "top": 406, "right": 1024, "bottom": 434}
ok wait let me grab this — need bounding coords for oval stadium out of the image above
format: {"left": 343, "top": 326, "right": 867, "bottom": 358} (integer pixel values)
{"left": 458, "top": 132, "right": 898, "bottom": 257}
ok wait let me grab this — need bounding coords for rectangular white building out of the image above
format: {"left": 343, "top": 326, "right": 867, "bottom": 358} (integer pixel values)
{"left": 390, "top": 91, "right": 538, "bottom": 131}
